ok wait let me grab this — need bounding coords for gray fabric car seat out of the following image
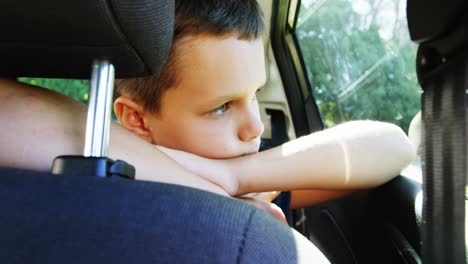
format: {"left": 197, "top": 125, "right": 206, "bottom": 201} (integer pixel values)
{"left": 0, "top": 168, "right": 306, "bottom": 263}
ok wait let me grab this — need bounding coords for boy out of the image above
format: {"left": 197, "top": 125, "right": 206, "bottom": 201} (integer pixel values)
{"left": 111, "top": 0, "right": 415, "bottom": 212}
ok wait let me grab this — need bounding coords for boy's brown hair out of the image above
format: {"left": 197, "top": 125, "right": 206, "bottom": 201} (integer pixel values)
{"left": 115, "top": 0, "right": 266, "bottom": 113}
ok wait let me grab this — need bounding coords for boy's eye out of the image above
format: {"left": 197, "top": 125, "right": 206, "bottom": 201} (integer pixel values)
{"left": 210, "top": 102, "right": 230, "bottom": 115}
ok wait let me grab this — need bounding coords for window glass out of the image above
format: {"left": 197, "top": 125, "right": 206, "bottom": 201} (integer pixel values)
{"left": 296, "top": 0, "right": 420, "bottom": 133}
{"left": 295, "top": 0, "right": 421, "bottom": 181}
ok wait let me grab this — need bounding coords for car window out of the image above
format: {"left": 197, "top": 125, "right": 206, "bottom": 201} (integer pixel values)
{"left": 295, "top": 0, "right": 421, "bottom": 182}
{"left": 19, "top": 77, "right": 89, "bottom": 104}
{"left": 295, "top": 0, "right": 420, "bottom": 131}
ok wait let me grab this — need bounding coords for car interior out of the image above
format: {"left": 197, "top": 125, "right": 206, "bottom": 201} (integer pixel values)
{"left": 262, "top": 1, "right": 466, "bottom": 263}
{"left": 1, "top": 0, "right": 466, "bottom": 263}
{"left": 260, "top": 0, "right": 425, "bottom": 263}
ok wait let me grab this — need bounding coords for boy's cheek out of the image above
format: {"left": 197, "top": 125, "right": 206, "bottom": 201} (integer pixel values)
{"left": 190, "top": 128, "right": 240, "bottom": 157}
{"left": 154, "top": 119, "right": 249, "bottom": 159}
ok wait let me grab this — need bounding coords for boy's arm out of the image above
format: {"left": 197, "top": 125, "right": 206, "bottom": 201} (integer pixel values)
{"left": 233, "top": 121, "right": 416, "bottom": 195}
{"left": 290, "top": 190, "right": 353, "bottom": 209}
{"left": 0, "top": 79, "right": 230, "bottom": 196}
{"left": 159, "top": 121, "right": 416, "bottom": 196}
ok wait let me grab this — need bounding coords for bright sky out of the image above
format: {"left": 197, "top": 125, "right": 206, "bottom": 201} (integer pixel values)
{"left": 301, "top": 0, "right": 408, "bottom": 40}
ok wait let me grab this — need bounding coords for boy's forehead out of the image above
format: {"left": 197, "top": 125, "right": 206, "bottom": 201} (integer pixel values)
{"left": 175, "top": 36, "right": 266, "bottom": 97}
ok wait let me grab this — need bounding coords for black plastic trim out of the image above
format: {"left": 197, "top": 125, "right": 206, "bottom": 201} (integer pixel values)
{"left": 271, "top": 0, "right": 323, "bottom": 136}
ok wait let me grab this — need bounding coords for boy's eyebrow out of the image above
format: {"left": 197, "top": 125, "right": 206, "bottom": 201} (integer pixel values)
{"left": 205, "top": 93, "right": 239, "bottom": 104}
{"left": 206, "top": 81, "right": 267, "bottom": 104}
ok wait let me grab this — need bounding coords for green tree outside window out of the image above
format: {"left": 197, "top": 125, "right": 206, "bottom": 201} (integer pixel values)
{"left": 296, "top": 0, "right": 421, "bottom": 133}
{"left": 19, "top": 78, "right": 89, "bottom": 104}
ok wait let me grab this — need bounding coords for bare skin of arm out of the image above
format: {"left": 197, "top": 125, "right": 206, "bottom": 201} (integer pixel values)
{"left": 233, "top": 120, "right": 415, "bottom": 194}
{"left": 0, "top": 79, "right": 229, "bottom": 196}
{"left": 158, "top": 120, "right": 416, "bottom": 206}
{"left": 290, "top": 190, "right": 353, "bottom": 209}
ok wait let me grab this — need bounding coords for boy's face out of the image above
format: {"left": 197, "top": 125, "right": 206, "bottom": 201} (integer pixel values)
{"left": 145, "top": 36, "right": 266, "bottom": 159}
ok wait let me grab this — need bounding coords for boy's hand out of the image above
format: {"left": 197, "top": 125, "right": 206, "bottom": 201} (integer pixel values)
{"left": 156, "top": 145, "right": 238, "bottom": 196}
{"left": 240, "top": 191, "right": 281, "bottom": 202}
{"left": 156, "top": 146, "right": 286, "bottom": 223}
{"left": 238, "top": 196, "right": 287, "bottom": 224}
{"left": 408, "top": 111, "right": 422, "bottom": 154}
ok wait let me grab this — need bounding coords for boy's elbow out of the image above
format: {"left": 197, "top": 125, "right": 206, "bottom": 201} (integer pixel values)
{"left": 345, "top": 120, "right": 417, "bottom": 161}
{"left": 385, "top": 122, "right": 417, "bottom": 166}
{"left": 372, "top": 123, "right": 417, "bottom": 186}
{"left": 342, "top": 120, "right": 417, "bottom": 187}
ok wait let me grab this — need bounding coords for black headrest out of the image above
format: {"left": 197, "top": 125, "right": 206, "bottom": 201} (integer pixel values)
{"left": 0, "top": 0, "right": 174, "bottom": 79}
{"left": 407, "top": 0, "right": 467, "bottom": 43}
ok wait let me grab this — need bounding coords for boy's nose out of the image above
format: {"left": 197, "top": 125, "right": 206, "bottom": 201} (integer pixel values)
{"left": 238, "top": 110, "right": 264, "bottom": 142}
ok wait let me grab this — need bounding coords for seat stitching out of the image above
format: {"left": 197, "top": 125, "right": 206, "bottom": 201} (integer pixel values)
{"left": 236, "top": 209, "right": 255, "bottom": 264}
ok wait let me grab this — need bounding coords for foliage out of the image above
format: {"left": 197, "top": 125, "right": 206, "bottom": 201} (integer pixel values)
{"left": 18, "top": 77, "right": 89, "bottom": 104}
{"left": 296, "top": 0, "right": 421, "bottom": 132}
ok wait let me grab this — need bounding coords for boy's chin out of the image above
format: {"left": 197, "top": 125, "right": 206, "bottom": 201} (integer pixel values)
{"left": 240, "top": 151, "right": 259, "bottom": 157}
{"left": 202, "top": 150, "right": 259, "bottom": 160}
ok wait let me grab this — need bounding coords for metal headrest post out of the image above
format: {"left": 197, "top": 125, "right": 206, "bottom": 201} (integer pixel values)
{"left": 51, "top": 60, "right": 135, "bottom": 179}
{"left": 84, "top": 60, "right": 115, "bottom": 157}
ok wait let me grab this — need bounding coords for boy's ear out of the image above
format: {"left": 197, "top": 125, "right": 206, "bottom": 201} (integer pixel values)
{"left": 114, "top": 96, "right": 153, "bottom": 143}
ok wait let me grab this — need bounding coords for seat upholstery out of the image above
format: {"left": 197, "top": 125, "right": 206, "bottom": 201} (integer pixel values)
{"left": 0, "top": 168, "right": 302, "bottom": 263}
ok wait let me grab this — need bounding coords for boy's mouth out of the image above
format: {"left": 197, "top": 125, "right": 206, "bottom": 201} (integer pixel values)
{"left": 241, "top": 150, "right": 259, "bottom": 157}
{"left": 239, "top": 141, "right": 261, "bottom": 157}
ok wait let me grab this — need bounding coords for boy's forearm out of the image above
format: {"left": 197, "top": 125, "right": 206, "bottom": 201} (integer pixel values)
{"left": 230, "top": 121, "right": 416, "bottom": 195}
{"left": 0, "top": 79, "right": 227, "bottom": 196}
{"left": 290, "top": 189, "right": 354, "bottom": 209}
{"left": 109, "top": 125, "right": 228, "bottom": 195}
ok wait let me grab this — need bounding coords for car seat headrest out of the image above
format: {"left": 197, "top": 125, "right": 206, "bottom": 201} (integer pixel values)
{"left": 0, "top": 0, "right": 174, "bottom": 79}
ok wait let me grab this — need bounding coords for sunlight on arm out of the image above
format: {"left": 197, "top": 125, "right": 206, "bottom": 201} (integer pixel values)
{"left": 337, "top": 138, "right": 351, "bottom": 184}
